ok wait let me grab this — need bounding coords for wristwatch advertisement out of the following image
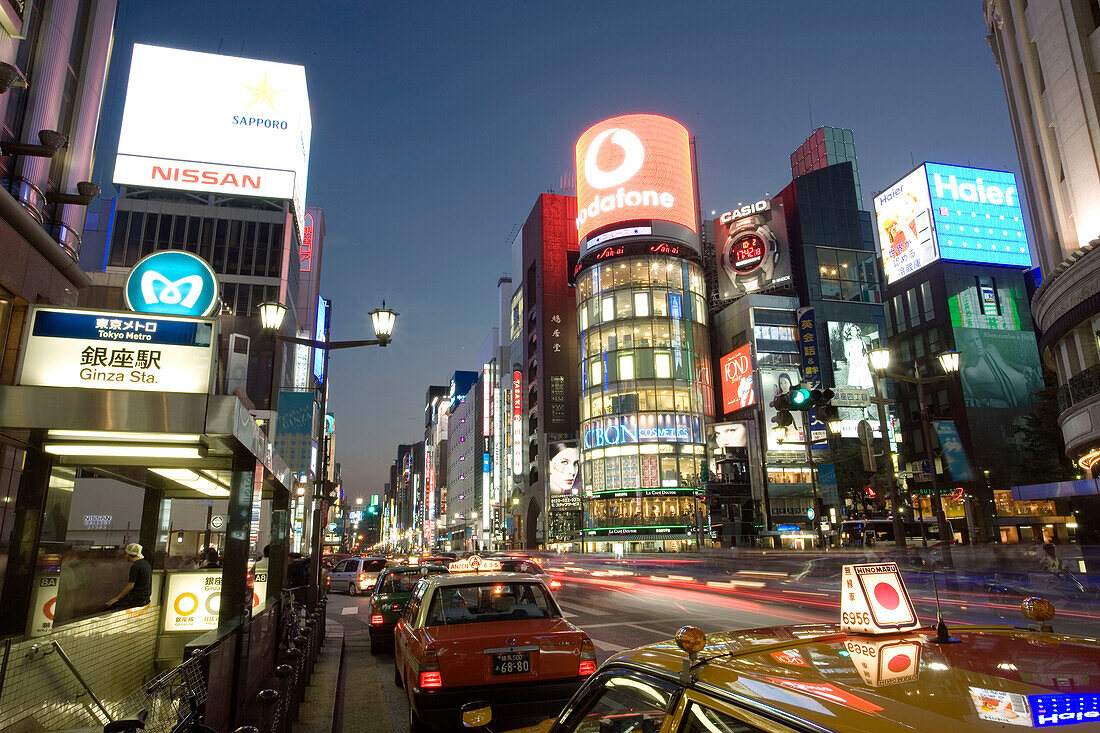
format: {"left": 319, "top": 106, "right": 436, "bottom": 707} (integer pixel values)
{"left": 714, "top": 200, "right": 792, "bottom": 298}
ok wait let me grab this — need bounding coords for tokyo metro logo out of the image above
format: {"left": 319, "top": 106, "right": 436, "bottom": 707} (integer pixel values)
{"left": 141, "top": 271, "right": 204, "bottom": 310}
{"left": 584, "top": 128, "right": 645, "bottom": 189}
{"left": 124, "top": 251, "right": 220, "bottom": 318}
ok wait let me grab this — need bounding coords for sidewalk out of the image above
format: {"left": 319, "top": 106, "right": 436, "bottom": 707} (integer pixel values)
{"left": 296, "top": 605, "right": 395, "bottom": 733}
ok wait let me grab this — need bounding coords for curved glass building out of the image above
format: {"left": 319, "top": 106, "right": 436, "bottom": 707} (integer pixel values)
{"left": 571, "top": 115, "right": 714, "bottom": 551}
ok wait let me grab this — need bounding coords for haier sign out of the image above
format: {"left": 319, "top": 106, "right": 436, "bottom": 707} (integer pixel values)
{"left": 875, "top": 162, "right": 1032, "bottom": 284}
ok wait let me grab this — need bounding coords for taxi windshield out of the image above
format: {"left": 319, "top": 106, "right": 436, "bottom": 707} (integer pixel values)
{"left": 425, "top": 582, "right": 559, "bottom": 625}
{"left": 378, "top": 572, "right": 421, "bottom": 594}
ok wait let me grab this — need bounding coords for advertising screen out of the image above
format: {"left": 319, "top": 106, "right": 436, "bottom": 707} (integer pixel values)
{"left": 719, "top": 344, "right": 755, "bottom": 414}
{"left": 574, "top": 114, "right": 696, "bottom": 244}
{"left": 759, "top": 367, "right": 804, "bottom": 452}
{"left": 875, "top": 163, "right": 1032, "bottom": 284}
{"left": 955, "top": 328, "right": 1042, "bottom": 409}
{"left": 874, "top": 166, "right": 937, "bottom": 284}
{"left": 547, "top": 439, "right": 580, "bottom": 497}
{"left": 713, "top": 200, "right": 792, "bottom": 298}
{"left": 924, "top": 163, "right": 1031, "bottom": 268}
{"left": 826, "top": 322, "right": 881, "bottom": 437}
{"left": 114, "top": 44, "right": 312, "bottom": 240}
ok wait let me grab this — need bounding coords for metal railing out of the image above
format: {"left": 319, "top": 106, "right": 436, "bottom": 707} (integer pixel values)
{"left": 1058, "top": 363, "right": 1100, "bottom": 412}
{"left": 23, "top": 640, "right": 112, "bottom": 724}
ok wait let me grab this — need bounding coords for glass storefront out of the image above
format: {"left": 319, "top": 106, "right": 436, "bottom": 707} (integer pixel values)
{"left": 576, "top": 256, "right": 713, "bottom": 549}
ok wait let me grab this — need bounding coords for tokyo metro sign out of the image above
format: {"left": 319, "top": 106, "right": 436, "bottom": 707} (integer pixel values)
{"left": 124, "top": 250, "right": 220, "bottom": 318}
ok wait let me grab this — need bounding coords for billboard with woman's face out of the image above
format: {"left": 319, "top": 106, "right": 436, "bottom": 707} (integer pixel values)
{"left": 758, "top": 367, "right": 805, "bottom": 452}
{"left": 547, "top": 440, "right": 580, "bottom": 498}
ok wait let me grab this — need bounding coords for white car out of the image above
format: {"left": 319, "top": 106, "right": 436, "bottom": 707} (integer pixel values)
{"left": 497, "top": 558, "right": 560, "bottom": 591}
{"left": 328, "top": 556, "right": 387, "bottom": 595}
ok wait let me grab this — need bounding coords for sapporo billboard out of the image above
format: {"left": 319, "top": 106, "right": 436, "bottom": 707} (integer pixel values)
{"left": 114, "top": 44, "right": 312, "bottom": 241}
{"left": 574, "top": 114, "right": 696, "bottom": 245}
{"left": 18, "top": 306, "right": 216, "bottom": 394}
{"left": 713, "top": 199, "right": 792, "bottom": 298}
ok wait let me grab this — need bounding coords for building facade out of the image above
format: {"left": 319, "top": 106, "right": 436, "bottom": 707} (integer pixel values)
{"left": 573, "top": 114, "right": 713, "bottom": 552}
{"left": 985, "top": 1, "right": 1100, "bottom": 509}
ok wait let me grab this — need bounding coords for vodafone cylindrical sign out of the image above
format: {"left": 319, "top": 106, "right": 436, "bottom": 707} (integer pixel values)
{"left": 574, "top": 114, "right": 697, "bottom": 242}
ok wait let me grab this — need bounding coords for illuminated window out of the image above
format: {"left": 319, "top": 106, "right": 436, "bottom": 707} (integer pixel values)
{"left": 655, "top": 352, "right": 672, "bottom": 379}
{"left": 634, "top": 292, "right": 650, "bottom": 317}
{"left": 580, "top": 305, "right": 588, "bottom": 331}
{"left": 591, "top": 359, "right": 603, "bottom": 386}
{"left": 618, "top": 354, "right": 634, "bottom": 380}
{"left": 602, "top": 297, "right": 614, "bottom": 323}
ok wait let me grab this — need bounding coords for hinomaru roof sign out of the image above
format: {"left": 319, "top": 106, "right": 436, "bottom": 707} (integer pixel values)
{"left": 840, "top": 563, "right": 921, "bottom": 635}
{"left": 447, "top": 555, "right": 503, "bottom": 573}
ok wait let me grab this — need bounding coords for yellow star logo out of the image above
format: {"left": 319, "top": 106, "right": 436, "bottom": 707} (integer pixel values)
{"left": 242, "top": 73, "right": 285, "bottom": 111}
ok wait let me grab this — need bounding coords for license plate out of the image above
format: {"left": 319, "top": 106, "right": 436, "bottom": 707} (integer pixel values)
{"left": 492, "top": 652, "right": 531, "bottom": 675}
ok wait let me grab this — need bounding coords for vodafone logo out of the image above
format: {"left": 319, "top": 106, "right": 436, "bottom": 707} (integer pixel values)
{"left": 585, "top": 129, "right": 645, "bottom": 189}
{"left": 574, "top": 114, "right": 696, "bottom": 241}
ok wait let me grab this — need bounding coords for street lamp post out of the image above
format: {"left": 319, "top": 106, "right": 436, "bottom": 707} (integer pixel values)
{"left": 259, "top": 299, "right": 398, "bottom": 608}
{"left": 868, "top": 348, "right": 959, "bottom": 548}
{"left": 868, "top": 347, "right": 906, "bottom": 550}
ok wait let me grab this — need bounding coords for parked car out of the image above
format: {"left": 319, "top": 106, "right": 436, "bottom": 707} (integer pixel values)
{"left": 328, "top": 556, "right": 387, "bottom": 595}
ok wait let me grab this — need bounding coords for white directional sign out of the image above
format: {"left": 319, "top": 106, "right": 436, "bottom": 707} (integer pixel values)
{"left": 831, "top": 388, "right": 871, "bottom": 407}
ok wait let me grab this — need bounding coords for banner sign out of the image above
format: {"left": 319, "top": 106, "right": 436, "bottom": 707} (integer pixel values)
{"left": 18, "top": 306, "right": 216, "bottom": 393}
{"left": 274, "top": 390, "right": 316, "bottom": 476}
{"left": 796, "top": 308, "right": 826, "bottom": 443}
{"left": 931, "top": 420, "right": 976, "bottom": 482}
{"left": 719, "top": 344, "right": 755, "bottom": 414}
{"left": 582, "top": 525, "right": 689, "bottom": 538}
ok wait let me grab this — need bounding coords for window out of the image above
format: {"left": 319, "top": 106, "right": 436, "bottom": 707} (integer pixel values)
{"left": 559, "top": 674, "right": 673, "bottom": 733}
{"left": 907, "top": 289, "right": 920, "bottom": 328}
{"left": 680, "top": 703, "right": 770, "bottom": 733}
{"left": 590, "top": 359, "right": 603, "bottom": 386}
{"left": 424, "top": 582, "right": 558, "bottom": 625}
{"left": 602, "top": 297, "right": 615, "bottom": 323}
{"left": 921, "top": 280, "right": 935, "bottom": 321}
{"left": 634, "top": 292, "right": 650, "bottom": 317}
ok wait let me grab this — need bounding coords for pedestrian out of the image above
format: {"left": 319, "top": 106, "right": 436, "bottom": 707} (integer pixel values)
{"left": 106, "top": 543, "right": 152, "bottom": 611}
{"left": 199, "top": 547, "right": 221, "bottom": 569}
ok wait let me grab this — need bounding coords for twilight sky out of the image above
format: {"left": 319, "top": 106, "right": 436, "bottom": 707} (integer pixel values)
{"left": 90, "top": 1, "right": 1017, "bottom": 498}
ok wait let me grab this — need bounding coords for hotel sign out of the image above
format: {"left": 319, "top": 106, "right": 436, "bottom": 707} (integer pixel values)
{"left": 18, "top": 306, "right": 217, "bottom": 394}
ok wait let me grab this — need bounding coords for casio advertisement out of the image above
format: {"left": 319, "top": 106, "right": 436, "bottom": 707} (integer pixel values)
{"left": 713, "top": 199, "right": 792, "bottom": 299}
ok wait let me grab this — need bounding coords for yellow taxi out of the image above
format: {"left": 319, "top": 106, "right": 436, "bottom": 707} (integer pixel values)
{"left": 462, "top": 562, "right": 1100, "bottom": 732}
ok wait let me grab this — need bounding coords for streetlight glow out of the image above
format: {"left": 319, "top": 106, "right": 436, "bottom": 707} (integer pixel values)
{"left": 938, "top": 350, "right": 960, "bottom": 374}
{"left": 869, "top": 347, "right": 891, "bottom": 375}
{"left": 258, "top": 301, "right": 288, "bottom": 331}
{"left": 369, "top": 301, "right": 399, "bottom": 344}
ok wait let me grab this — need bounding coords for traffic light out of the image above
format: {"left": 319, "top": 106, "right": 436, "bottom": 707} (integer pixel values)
{"left": 366, "top": 505, "right": 379, "bottom": 516}
{"left": 771, "top": 383, "right": 834, "bottom": 435}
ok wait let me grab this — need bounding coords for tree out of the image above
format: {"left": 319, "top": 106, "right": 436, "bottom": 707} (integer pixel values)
{"left": 1014, "top": 369, "right": 1078, "bottom": 484}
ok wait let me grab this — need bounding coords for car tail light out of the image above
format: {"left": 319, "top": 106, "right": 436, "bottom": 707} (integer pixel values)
{"left": 549, "top": 579, "right": 562, "bottom": 590}
{"left": 358, "top": 572, "right": 366, "bottom": 583}
{"left": 370, "top": 614, "right": 384, "bottom": 625}
{"left": 418, "top": 648, "right": 442, "bottom": 689}
{"left": 579, "top": 637, "right": 596, "bottom": 676}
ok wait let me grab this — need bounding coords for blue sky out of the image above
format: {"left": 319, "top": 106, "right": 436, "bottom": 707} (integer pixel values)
{"left": 92, "top": 1, "right": 1018, "bottom": 495}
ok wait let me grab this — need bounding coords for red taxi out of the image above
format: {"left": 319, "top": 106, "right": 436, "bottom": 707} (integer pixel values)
{"left": 393, "top": 555, "right": 595, "bottom": 731}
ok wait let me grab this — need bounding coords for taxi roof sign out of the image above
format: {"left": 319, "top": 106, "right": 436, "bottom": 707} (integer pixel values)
{"left": 447, "top": 555, "right": 503, "bottom": 573}
{"left": 844, "top": 637, "right": 922, "bottom": 687}
{"left": 840, "top": 563, "right": 920, "bottom": 634}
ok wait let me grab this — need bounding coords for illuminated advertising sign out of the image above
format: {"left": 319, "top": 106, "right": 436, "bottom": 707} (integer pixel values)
{"left": 719, "top": 345, "right": 754, "bottom": 414}
{"left": 124, "top": 250, "right": 220, "bottom": 318}
{"left": 713, "top": 422, "right": 748, "bottom": 448}
{"left": 713, "top": 199, "right": 792, "bottom": 298}
{"left": 875, "top": 163, "right": 1031, "bottom": 284}
{"left": 301, "top": 212, "right": 314, "bottom": 272}
{"left": 18, "top": 306, "right": 216, "bottom": 393}
{"left": 925, "top": 163, "right": 1030, "bottom": 267}
{"left": 759, "top": 367, "right": 804, "bottom": 452}
{"left": 826, "top": 322, "right": 882, "bottom": 439}
{"left": 582, "top": 414, "right": 701, "bottom": 448}
{"left": 512, "top": 370, "right": 522, "bottom": 476}
{"left": 482, "top": 363, "right": 492, "bottom": 437}
{"left": 313, "top": 297, "right": 327, "bottom": 382}
{"left": 114, "top": 44, "right": 311, "bottom": 241}
{"left": 574, "top": 114, "right": 696, "bottom": 246}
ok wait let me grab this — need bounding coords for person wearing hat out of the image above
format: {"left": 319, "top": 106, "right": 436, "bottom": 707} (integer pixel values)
{"left": 106, "top": 543, "right": 152, "bottom": 611}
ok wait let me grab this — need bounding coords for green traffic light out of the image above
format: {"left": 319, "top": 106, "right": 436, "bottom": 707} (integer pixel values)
{"left": 790, "top": 387, "right": 812, "bottom": 407}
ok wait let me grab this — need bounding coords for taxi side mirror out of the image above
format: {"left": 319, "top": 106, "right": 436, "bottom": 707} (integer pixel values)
{"left": 461, "top": 701, "right": 492, "bottom": 728}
